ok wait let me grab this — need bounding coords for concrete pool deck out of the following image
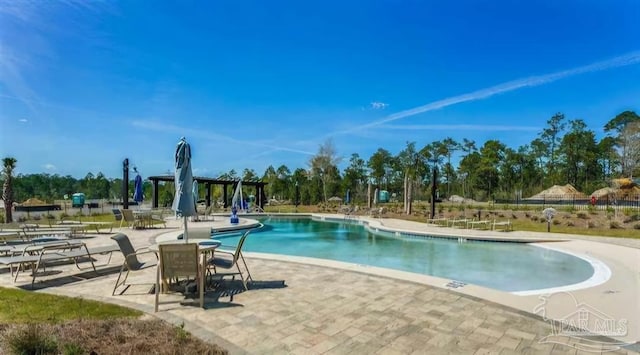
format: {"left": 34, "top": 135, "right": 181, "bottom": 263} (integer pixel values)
{"left": 1, "top": 214, "right": 638, "bottom": 354}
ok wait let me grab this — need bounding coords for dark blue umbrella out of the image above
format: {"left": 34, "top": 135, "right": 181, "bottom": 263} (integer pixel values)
{"left": 172, "top": 137, "right": 197, "bottom": 241}
{"left": 133, "top": 174, "right": 143, "bottom": 207}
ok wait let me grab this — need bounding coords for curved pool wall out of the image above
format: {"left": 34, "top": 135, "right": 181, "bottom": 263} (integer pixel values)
{"left": 209, "top": 216, "right": 602, "bottom": 294}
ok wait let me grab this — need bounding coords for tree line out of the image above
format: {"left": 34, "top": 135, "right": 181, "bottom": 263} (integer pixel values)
{"left": 2, "top": 111, "right": 639, "bottom": 212}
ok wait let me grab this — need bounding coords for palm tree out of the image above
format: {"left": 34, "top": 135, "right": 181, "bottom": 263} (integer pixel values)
{"left": 2, "top": 157, "right": 17, "bottom": 223}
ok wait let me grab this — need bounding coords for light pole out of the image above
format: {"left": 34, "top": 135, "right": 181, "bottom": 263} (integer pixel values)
{"left": 428, "top": 159, "right": 438, "bottom": 219}
{"left": 294, "top": 181, "right": 299, "bottom": 212}
{"left": 460, "top": 172, "right": 468, "bottom": 199}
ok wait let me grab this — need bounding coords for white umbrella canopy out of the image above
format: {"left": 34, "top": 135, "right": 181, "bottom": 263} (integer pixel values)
{"left": 172, "top": 137, "right": 197, "bottom": 241}
{"left": 232, "top": 180, "right": 243, "bottom": 212}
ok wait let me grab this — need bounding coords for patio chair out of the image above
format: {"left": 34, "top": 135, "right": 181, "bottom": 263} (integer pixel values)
{"left": 112, "top": 208, "right": 123, "bottom": 222}
{"left": 149, "top": 212, "right": 166, "bottom": 228}
{"left": 206, "top": 229, "right": 254, "bottom": 290}
{"left": 120, "top": 209, "right": 143, "bottom": 229}
{"left": 111, "top": 233, "right": 158, "bottom": 295}
{"left": 198, "top": 205, "right": 215, "bottom": 221}
{"left": 155, "top": 243, "right": 202, "bottom": 312}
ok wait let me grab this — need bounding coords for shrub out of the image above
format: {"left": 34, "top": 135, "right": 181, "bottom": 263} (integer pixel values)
{"left": 553, "top": 219, "right": 561, "bottom": 225}
{"left": 175, "top": 322, "right": 189, "bottom": 344}
{"left": 5, "top": 323, "right": 58, "bottom": 355}
{"left": 622, "top": 208, "right": 637, "bottom": 216}
{"left": 567, "top": 221, "right": 575, "bottom": 227}
{"left": 511, "top": 213, "right": 518, "bottom": 219}
{"left": 60, "top": 212, "right": 69, "bottom": 220}
{"left": 634, "top": 223, "right": 640, "bottom": 230}
{"left": 62, "top": 342, "right": 84, "bottom": 355}
{"left": 17, "top": 216, "right": 27, "bottom": 223}
{"left": 498, "top": 213, "right": 505, "bottom": 218}
{"left": 561, "top": 206, "right": 575, "bottom": 213}
{"left": 588, "top": 221, "right": 598, "bottom": 229}
{"left": 577, "top": 212, "right": 589, "bottom": 219}
{"left": 525, "top": 212, "right": 531, "bottom": 218}
{"left": 623, "top": 215, "right": 640, "bottom": 223}
{"left": 531, "top": 215, "right": 539, "bottom": 221}
{"left": 45, "top": 213, "right": 55, "bottom": 220}
{"left": 609, "top": 221, "right": 622, "bottom": 229}
{"left": 33, "top": 214, "right": 42, "bottom": 221}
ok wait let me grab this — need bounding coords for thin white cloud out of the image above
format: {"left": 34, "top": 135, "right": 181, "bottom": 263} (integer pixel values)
{"left": 0, "top": 1, "right": 115, "bottom": 117}
{"left": 131, "top": 120, "right": 315, "bottom": 156}
{"left": 43, "top": 163, "right": 56, "bottom": 170}
{"left": 370, "top": 102, "right": 389, "bottom": 110}
{"left": 329, "top": 51, "right": 640, "bottom": 136}
{"left": 379, "top": 124, "right": 540, "bottom": 131}
{"left": 18, "top": 118, "right": 28, "bottom": 122}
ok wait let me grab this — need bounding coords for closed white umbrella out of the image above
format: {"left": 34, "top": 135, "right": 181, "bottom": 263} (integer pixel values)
{"left": 232, "top": 180, "right": 243, "bottom": 212}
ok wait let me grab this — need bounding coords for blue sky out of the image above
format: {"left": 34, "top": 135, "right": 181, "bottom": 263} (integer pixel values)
{"left": 1, "top": 0, "right": 639, "bottom": 179}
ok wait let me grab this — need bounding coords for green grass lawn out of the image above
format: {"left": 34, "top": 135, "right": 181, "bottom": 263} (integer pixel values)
{"left": 0, "top": 287, "right": 141, "bottom": 323}
{"left": 509, "top": 219, "right": 640, "bottom": 238}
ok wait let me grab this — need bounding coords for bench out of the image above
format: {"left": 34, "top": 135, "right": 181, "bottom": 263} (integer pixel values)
{"left": 467, "top": 220, "right": 491, "bottom": 230}
{"left": 426, "top": 218, "right": 449, "bottom": 227}
{"left": 492, "top": 220, "right": 512, "bottom": 231}
{"left": 449, "top": 219, "right": 473, "bottom": 228}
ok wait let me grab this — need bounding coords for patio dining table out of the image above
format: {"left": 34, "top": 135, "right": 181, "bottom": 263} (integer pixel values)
{"left": 133, "top": 210, "right": 153, "bottom": 229}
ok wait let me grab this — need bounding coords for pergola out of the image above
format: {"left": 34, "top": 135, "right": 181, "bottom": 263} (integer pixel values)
{"left": 147, "top": 175, "right": 268, "bottom": 209}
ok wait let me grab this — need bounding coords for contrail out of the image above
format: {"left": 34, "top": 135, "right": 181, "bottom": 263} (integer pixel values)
{"left": 379, "top": 124, "right": 540, "bottom": 131}
{"left": 330, "top": 51, "right": 640, "bottom": 136}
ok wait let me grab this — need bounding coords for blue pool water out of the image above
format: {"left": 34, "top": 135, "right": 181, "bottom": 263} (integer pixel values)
{"left": 214, "top": 217, "right": 594, "bottom": 292}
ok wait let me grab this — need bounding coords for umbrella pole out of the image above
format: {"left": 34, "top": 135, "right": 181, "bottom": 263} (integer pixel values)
{"left": 184, "top": 216, "right": 188, "bottom": 243}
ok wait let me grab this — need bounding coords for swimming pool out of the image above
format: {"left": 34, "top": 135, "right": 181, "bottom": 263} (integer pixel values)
{"left": 214, "top": 217, "right": 596, "bottom": 293}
